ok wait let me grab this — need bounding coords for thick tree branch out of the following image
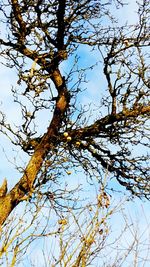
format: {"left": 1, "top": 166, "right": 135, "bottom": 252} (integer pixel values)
{"left": 0, "top": 70, "right": 70, "bottom": 226}
{"left": 11, "top": 0, "right": 27, "bottom": 42}
{"left": 70, "top": 105, "right": 150, "bottom": 139}
{"left": 56, "top": 0, "right": 66, "bottom": 50}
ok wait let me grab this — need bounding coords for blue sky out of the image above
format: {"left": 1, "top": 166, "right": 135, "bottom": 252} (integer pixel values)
{"left": 0, "top": 0, "right": 150, "bottom": 266}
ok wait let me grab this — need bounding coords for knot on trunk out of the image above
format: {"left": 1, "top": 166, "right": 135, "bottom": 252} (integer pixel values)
{"left": 0, "top": 178, "right": 7, "bottom": 197}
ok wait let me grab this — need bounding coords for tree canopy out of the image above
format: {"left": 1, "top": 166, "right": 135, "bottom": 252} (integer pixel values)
{"left": 0, "top": 0, "right": 149, "bottom": 230}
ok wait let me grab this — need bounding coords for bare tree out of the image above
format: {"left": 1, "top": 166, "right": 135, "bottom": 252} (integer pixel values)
{"left": 0, "top": 1, "right": 149, "bottom": 263}
{"left": 1, "top": 191, "right": 150, "bottom": 267}
{"left": 0, "top": 186, "right": 113, "bottom": 266}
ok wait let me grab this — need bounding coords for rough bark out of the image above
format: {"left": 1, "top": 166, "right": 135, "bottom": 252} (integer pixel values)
{"left": 0, "top": 69, "right": 69, "bottom": 226}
